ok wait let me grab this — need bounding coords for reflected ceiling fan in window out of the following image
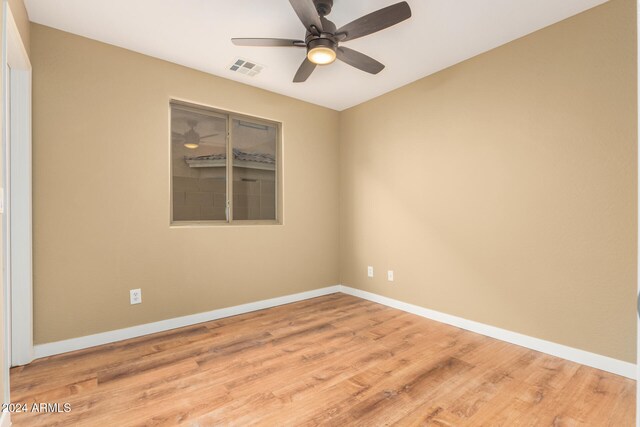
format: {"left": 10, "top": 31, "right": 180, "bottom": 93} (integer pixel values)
{"left": 172, "top": 120, "right": 219, "bottom": 149}
{"left": 231, "top": 0, "right": 412, "bottom": 82}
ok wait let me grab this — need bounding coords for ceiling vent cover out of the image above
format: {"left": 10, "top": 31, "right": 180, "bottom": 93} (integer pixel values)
{"left": 229, "top": 59, "right": 264, "bottom": 77}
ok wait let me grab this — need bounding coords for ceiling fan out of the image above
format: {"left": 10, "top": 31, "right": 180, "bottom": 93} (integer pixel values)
{"left": 172, "top": 120, "right": 219, "bottom": 149}
{"left": 231, "top": 0, "right": 412, "bottom": 82}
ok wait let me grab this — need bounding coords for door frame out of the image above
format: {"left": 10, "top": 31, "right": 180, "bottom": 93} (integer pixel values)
{"left": 3, "top": 0, "right": 33, "bottom": 395}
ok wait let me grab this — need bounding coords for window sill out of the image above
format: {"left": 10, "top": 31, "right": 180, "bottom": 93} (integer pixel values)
{"left": 170, "top": 220, "right": 282, "bottom": 228}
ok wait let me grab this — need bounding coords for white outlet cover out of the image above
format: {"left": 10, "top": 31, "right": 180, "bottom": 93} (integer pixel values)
{"left": 387, "top": 270, "right": 394, "bottom": 282}
{"left": 130, "top": 288, "right": 142, "bottom": 305}
{"left": 367, "top": 266, "right": 374, "bottom": 278}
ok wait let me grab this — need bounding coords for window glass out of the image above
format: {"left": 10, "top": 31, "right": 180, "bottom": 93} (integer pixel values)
{"left": 170, "top": 102, "right": 279, "bottom": 224}
{"left": 171, "top": 105, "right": 228, "bottom": 221}
{"left": 231, "top": 119, "right": 277, "bottom": 221}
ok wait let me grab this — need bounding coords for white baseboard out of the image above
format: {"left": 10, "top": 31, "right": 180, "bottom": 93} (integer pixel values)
{"left": 31, "top": 284, "right": 635, "bottom": 380}
{"left": 0, "top": 411, "right": 11, "bottom": 427}
{"left": 33, "top": 285, "right": 341, "bottom": 360}
{"left": 339, "top": 285, "right": 636, "bottom": 379}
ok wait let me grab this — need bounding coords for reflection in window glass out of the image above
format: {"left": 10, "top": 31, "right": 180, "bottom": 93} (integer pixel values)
{"left": 170, "top": 101, "right": 279, "bottom": 224}
{"left": 232, "top": 119, "right": 277, "bottom": 221}
{"left": 171, "top": 105, "right": 228, "bottom": 221}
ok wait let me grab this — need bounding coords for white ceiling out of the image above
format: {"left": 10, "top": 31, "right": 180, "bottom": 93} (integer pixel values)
{"left": 24, "top": 0, "right": 608, "bottom": 111}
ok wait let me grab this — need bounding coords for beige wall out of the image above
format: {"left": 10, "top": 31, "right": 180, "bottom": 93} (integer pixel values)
{"left": 340, "top": 0, "right": 637, "bottom": 362}
{"left": 8, "top": 0, "right": 29, "bottom": 55}
{"left": 31, "top": 23, "right": 340, "bottom": 343}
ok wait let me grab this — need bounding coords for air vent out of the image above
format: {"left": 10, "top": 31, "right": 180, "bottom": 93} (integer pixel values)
{"left": 229, "top": 59, "right": 265, "bottom": 77}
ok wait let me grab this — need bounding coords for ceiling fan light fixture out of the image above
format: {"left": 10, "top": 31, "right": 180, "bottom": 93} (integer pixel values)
{"left": 183, "top": 127, "right": 200, "bottom": 149}
{"left": 307, "top": 39, "right": 336, "bottom": 65}
{"left": 231, "top": 0, "right": 412, "bottom": 82}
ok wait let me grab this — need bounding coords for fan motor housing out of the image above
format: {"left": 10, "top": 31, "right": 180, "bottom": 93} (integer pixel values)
{"left": 307, "top": 38, "right": 336, "bottom": 54}
{"left": 313, "top": 0, "right": 333, "bottom": 16}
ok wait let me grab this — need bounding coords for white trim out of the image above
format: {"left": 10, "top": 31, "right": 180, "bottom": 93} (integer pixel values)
{"left": 339, "top": 286, "right": 636, "bottom": 379}
{"left": 5, "top": 3, "right": 33, "bottom": 369}
{"left": 1, "top": 1, "right": 9, "bottom": 406}
{"left": 7, "top": 57, "right": 32, "bottom": 368}
{"left": 0, "top": 412, "right": 11, "bottom": 427}
{"left": 2, "top": 1, "right": 33, "bottom": 410}
{"left": 33, "top": 286, "right": 341, "bottom": 359}
{"left": 8, "top": 65, "right": 32, "bottom": 367}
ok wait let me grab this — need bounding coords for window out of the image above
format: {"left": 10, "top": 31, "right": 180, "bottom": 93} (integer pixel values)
{"left": 170, "top": 101, "right": 279, "bottom": 224}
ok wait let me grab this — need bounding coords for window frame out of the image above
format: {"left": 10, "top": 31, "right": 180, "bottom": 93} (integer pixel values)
{"left": 169, "top": 99, "right": 282, "bottom": 226}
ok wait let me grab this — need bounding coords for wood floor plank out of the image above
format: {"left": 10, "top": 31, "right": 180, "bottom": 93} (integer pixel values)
{"left": 10, "top": 293, "right": 635, "bottom": 426}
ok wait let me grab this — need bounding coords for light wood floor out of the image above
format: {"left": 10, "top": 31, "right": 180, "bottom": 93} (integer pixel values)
{"left": 10, "top": 293, "right": 635, "bottom": 426}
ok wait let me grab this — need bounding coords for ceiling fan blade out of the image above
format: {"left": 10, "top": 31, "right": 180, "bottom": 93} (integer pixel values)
{"left": 289, "top": 0, "right": 323, "bottom": 33}
{"left": 172, "top": 132, "right": 185, "bottom": 139}
{"left": 336, "top": 1, "right": 411, "bottom": 42}
{"left": 199, "top": 134, "right": 219, "bottom": 140}
{"left": 293, "top": 58, "right": 317, "bottom": 83}
{"left": 232, "top": 38, "right": 306, "bottom": 47}
{"left": 337, "top": 47, "right": 385, "bottom": 74}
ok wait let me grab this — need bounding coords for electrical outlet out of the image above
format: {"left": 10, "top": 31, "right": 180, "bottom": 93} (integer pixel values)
{"left": 367, "top": 266, "right": 374, "bottom": 278}
{"left": 387, "top": 270, "right": 394, "bottom": 282}
{"left": 130, "top": 288, "right": 142, "bottom": 305}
